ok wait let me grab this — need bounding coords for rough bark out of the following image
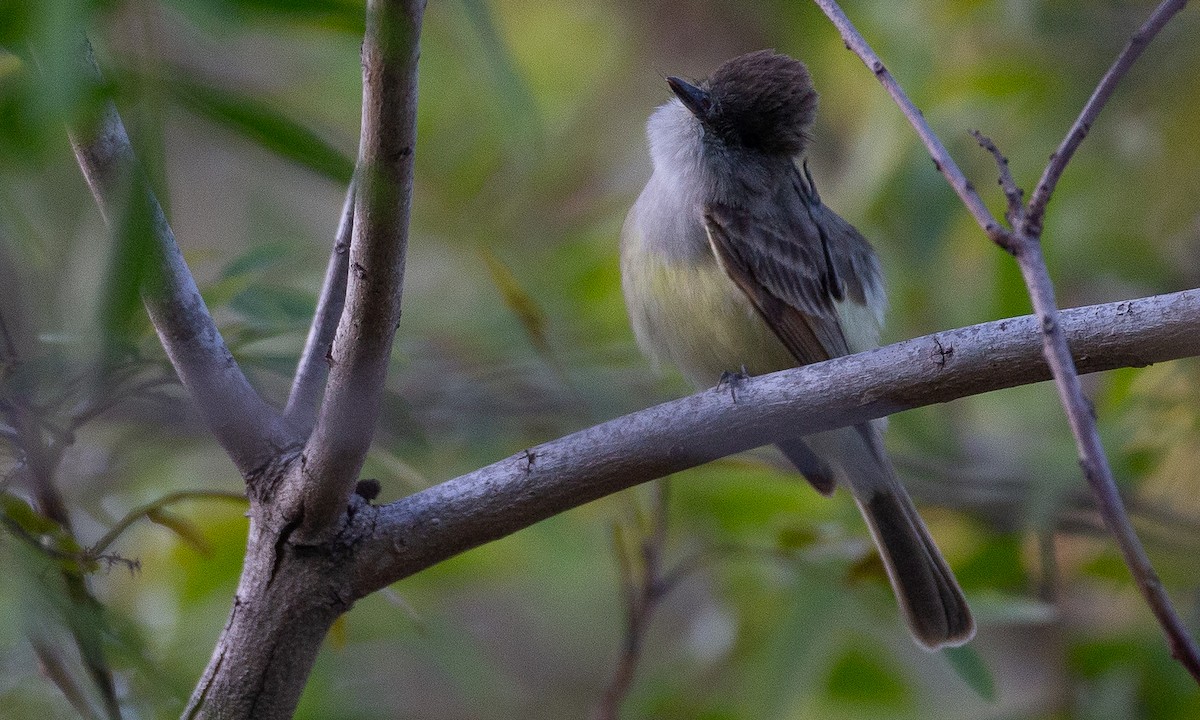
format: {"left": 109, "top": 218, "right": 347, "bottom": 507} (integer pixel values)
{"left": 348, "top": 290, "right": 1200, "bottom": 596}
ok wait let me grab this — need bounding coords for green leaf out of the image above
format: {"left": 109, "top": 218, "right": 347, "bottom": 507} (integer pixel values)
{"left": 480, "top": 248, "right": 551, "bottom": 359}
{"left": 943, "top": 645, "right": 996, "bottom": 701}
{"left": 169, "top": 74, "right": 354, "bottom": 183}
{"left": 168, "top": 0, "right": 366, "bottom": 34}
{"left": 844, "top": 551, "right": 888, "bottom": 586}
{"left": 459, "top": 0, "right": 543, "bottom": 153}
{"left": 230, "top": 285, "right": 317, "bottom": 330}
{"left": 221, "top": 241, "right": 294, "bottom": 280}
{"left": 1, "top": 491, "right": 62, "bottom": 536}
{"left": 825, "top": 646, "right": 910, "bottom": 708}
{"left": 100, "top": 183, "right": 160, "bottom": 361}
{"left": 147, "top": 508, "right": 211, "bottom": 555}
{"left": 775, "top": 524, "right": 819, "bottom": 551}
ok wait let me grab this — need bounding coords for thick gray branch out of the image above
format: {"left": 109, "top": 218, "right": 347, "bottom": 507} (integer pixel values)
{"left": 299, "top": 0, "right": 425, "bottom": 540}
{"left": 350, "top": 289, "right": 1200, "bottom": 595}
{"left": 68, "top": 49, "right": 296, "bottom": 478}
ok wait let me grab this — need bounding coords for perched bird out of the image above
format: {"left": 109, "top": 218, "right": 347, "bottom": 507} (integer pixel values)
{"left": 620, "top": 50, "right": 974, "bottom": 649}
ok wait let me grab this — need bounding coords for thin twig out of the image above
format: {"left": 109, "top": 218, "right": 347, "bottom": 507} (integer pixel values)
{"left": 592, "top": 480, "right": 672, "bottom": 720}
{"left": 2, "top": 515, "right": 138, "bottom": 572}
{"left": 810, "top": 0, "right": 1016, "bottom": 251}
{"left": 813, "top": 0, "right": 1200, "bottom": 682}
{"left": 285, "top": 180, "right": 357, "bottom": 435}
{"left": 970, "top": 130, "right": 1024, "bottom": 225}
{"left": 31, "top": 639, "right": 101, "bottom": 720}
{"left": 300, "top": 0, "right": 425, "bottom": 541}
{"left": 1026, "top": 0, "right": 1189, "bottom": 233}
{"left": 89, "top": 490, "right": 247, "bottom": 556}
{"left": 68, "top": 375, "right": 177, "bottom": 433}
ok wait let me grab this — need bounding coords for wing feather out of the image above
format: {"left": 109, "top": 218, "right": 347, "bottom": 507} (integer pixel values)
{"left": 703, "top": 164, "right": 884, "bottom": 365}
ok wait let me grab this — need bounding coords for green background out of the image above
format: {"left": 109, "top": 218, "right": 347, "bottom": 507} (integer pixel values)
{"left": 2, "top": 0, "right": 1200, "bottom": 717}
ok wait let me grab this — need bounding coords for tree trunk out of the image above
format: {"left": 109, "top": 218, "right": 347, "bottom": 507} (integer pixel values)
{"left": 183, "top": 496, "right": 374, "bottom": 719}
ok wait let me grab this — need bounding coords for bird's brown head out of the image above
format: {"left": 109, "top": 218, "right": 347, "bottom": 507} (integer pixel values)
{"left": 667, "top": 50, "right": 817, "bottom": 156}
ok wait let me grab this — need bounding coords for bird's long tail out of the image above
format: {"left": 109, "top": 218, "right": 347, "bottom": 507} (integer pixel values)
{"left": 806, "top": 425, "right": 975, "bottom": 649}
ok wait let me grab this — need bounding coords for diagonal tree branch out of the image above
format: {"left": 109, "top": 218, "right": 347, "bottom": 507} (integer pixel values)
{"left": 68, "top": 43, "right": 296, "bottom": 480}
{"left": 298, "top": 0, "right": 425, "bottom": 541}
{"left": 284, "top": 180, "right": 356, "bottom": 435}
{"left": 809, "top": 0, "right": 1014, "bottom": 250}
{"left": 349, "top": 289, "right": 1200, "bottom": 595}
{"left": 1026, "top": 0, "right": 1188, "bottom": 233}
{"left": 813, "top": 0, "right": 1200, "bottom": 681}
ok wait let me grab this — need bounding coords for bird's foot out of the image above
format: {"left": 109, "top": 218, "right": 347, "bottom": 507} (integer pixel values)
{"left": 717, "top": 365, "right": 751, "bottom": 403}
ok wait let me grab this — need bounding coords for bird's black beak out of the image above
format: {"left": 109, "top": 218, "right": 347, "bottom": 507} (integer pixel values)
{"left": 666, "top": 76, "right": 711, "bottom": 118}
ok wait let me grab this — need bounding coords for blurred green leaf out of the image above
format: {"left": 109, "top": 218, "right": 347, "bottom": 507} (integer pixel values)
{"left": 147, "top": 508, "right": 211, "bottom": 556}
{"left": 459, "top": 0, "right": 543, "bottom": 152}
{"left": 775, "top": 523, "right": 819, "bottom": 552}
{"left": 824, "top": 646, "right": 910, "bottom": 709}
{"left": 954, "top": 532, "right": 1027, "bottom": 593}
{"left": 101, "top": 185, "right": 160, "bottom": 361}
{"left": 480, "top": 247, "right": 552, "bottom": 359}
{"left": 1, "top": 491, "right": 62, "bottom": 536}
{"left": 943, "top": 645, "right": 996, "bottom": 702}
{"left": 169, "top": 74, "right": 354, "bottom": 184}
{"left": 1, "top": 492, "right": 96, "bottom": 574}
{"left": 221, "top": 241, "right": 294, "bottom": 280}
{"left": 230, "top": 285, "right": 316, "bottom": 330}
{"left": 845, "top": 551, "right": 887, "bottom": 586}
{"left": 164, "top": 0, "right": 365, "bottom": 34}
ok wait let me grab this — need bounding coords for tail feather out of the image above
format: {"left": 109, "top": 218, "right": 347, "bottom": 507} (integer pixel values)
{"left": 857, "top": 483, "right": 974, "bottom": 648}
{"left": 807, "top": 425, "right": 975, "bottom": 649}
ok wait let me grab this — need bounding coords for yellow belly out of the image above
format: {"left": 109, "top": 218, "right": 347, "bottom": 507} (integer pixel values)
{"left": 621, "top": 242, "right": 797, "bottom": 389}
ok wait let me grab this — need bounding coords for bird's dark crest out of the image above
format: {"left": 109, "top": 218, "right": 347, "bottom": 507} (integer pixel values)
{"left": 704, "top": 50, "right": 817, "bottom": 155}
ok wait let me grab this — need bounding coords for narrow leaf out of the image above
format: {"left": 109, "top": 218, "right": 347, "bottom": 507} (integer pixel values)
{"left": 170, "top": 75, "right": 354, "bottom": 183}
{"left": 480, "top": 248, "right": 552, "bottom": 358}
{"left": 943, "top": 645, "right": 997, "bottom": 702}
{"left": 146, "top": 508, "right": 211, "bottom": 555}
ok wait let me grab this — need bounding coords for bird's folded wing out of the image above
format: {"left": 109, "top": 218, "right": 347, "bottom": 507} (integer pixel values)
{"left": 704, "top": 199, "right": 848, "bottom": 363}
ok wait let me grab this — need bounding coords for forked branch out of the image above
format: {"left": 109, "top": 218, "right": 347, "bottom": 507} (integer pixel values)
{"left": 812, "top": 0, "right": 1200, "bottom": 682}
{"left": 299, "top": 0, "right": 425, "bottom": 541}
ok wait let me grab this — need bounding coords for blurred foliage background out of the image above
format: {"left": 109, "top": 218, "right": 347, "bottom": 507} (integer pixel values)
{"left": 2, "top": 0, "right": 1200, "bottom": 718}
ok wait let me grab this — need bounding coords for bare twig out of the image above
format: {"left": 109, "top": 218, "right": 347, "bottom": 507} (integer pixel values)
{"left": 592, "top": 481, "right": 672, "bottom": 720}
{"left": 89, "top": 490, "right": 247, "bottom": 556}
{"left": 67, "top": 42, "right": 297, "bottom": 479}
{"left": 813, "top": 0, "right": 1200, "bottom": 682}
{"left": 32, "top": 640, "right": 101, "bottom": 720}
{"left": 350, "top": 289, "right": 1200, "bottom": 594}
{"left": 299, "top": 0, "right": 425, "bottom": 541}
{"left": 810, "top": 0, "right": 1015, "bottom": 251}
{"left": 285, "top": 180, "right": 356, "bottom": 435}
{"left": 970, "top": 130, "right": 1023, "bottom": 225}
{"left": 1026, "top": 0, "right": 1189, "bottom": 233}
{"left": 67, "top": 375, "right": 176, "bottom": 433}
